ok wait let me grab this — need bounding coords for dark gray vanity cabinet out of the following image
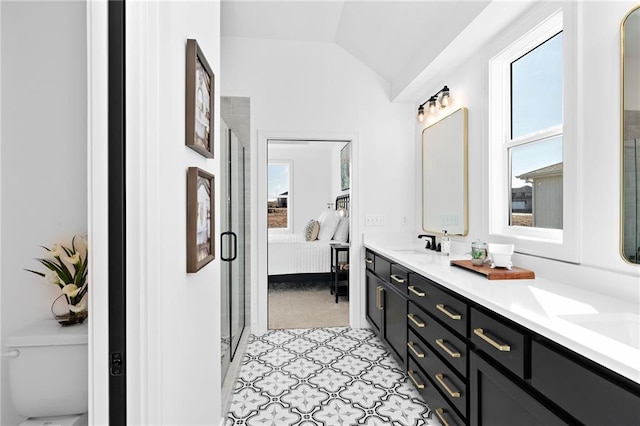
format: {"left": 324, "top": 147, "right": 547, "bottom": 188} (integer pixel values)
{"left": 469, "top": 351, "right": 566, "bottom": 426}
{"left": 364, "top": 250, "right": 407, "bottom": 366}
{"left": 531, "top": 340, "right": 640, "bottom": 425}
{"left": 364, "top": 248, "right": 640, "bottom": 426}
{"left": 365, "top": 270, "right": 383, "bottom": 334}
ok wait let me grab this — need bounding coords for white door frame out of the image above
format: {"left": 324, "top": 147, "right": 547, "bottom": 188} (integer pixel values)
{"left": 255, "top": 130, "right": 363, "bottom": 334}
{"left": 87, "top": 1, "right": 110, "bottom": 424}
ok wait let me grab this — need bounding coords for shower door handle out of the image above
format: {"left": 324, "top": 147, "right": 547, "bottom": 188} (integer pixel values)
{"left": 221, "top": 231, "right": 238, "bottom": 262}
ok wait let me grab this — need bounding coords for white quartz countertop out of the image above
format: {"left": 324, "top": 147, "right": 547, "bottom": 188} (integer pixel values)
{"left": 364, "top": 240, "right": 640, "bottom": 385}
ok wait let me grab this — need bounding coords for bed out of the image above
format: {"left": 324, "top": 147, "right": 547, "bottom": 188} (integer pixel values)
{"left": 268, "top": 194, "right": 349, "bottom": 282}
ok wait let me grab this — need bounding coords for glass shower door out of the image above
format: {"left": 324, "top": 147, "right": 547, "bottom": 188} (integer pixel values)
{"left": 221, "top": 120, "right": 246, "bottom": 380}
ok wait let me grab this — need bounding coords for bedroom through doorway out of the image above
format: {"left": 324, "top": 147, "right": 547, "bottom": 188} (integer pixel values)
{"left": 267, "top": 140, "right": 351, "bottom": 329}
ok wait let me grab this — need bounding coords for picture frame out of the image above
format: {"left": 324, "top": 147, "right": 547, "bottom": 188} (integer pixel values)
{"left": 187, "top": 167, "right": 215, "bottom": 272}
{"left": 185, "top": 39, "right": 215, "bottom": 158}
{"left": 340, "top": 143, "right": 351, "bottom": 191}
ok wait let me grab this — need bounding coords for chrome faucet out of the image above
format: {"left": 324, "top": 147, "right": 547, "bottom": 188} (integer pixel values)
{"left": 418, "top": 234, "right": 436, "bottom": 250}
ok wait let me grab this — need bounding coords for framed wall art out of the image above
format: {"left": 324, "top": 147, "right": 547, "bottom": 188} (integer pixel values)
{"left": 187, "top": 167, "right": 215, "bottom": 272}
{"left": 340, "top": 142, "right": 351, "bottom": 191}
{"left": 185, "top": 38, "right": 215, "bottom": 158}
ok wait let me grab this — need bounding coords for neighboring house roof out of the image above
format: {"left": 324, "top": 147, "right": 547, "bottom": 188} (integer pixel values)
{"left": 516, "top": 162, "right": 563, "bottom": 181}
{"left": 512, "top": 185, "right": 532, "bottom": 194}
{"left": 278, "top": 191, "right": 288, "bottom": 197}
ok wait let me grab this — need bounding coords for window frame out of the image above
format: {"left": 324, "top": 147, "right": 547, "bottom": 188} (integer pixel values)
{"left": 267, "top": 160, "right": 293, "bottom": 233}
{"left": 488, "top": 7, "right": 580, "bottom": 263}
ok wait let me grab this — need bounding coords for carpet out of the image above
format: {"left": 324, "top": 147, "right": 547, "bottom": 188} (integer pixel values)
{"left": 268, "top": 281, "right": 349, "bottom": 329}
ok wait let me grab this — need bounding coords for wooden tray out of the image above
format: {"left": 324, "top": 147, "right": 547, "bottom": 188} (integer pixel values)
{"left": 450, "top": 259, "right": 535, "bottom": 280}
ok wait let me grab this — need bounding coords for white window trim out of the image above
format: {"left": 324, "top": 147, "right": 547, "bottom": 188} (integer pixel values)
{"left": 267, "top": 160, "right": 293, "bottom": 233}
{"left": 488, "top": 5, "right": 580, "bottom": 263}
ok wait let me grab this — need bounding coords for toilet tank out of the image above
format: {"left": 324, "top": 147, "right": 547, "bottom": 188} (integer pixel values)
{"left": 5, "top": 319, "right": 88, "bottom": 418}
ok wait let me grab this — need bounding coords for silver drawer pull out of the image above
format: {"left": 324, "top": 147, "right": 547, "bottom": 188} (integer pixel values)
{"left": 435, "top": 408, "right": 451, "bottom": 426}
{"left": 407, "top": 341, "right": 425, "bottom": 358}
{"left": 407, "top": 370, "right": 425, "bottom": 389}
{"left": 408, "top": 286, "right": 426, "bottom": 297}
{"left": 390, "top": 274, "right": 405, "bottom": 284}
{"left": 473, "top": 328, "right": 511, "bottom": 352}
{"left": 436, "top": 303, "right": 461, "bottom": 320}
{"left": 407, "top": 313, "right": 426, "bottom": 328}
{"left": 365, "top": 258, "right": 374, "bottom": 264}
{"left": 435, "top": 373, "right": 461, "bottom": 398}
{"left": 436, "top": 339, "right": 461, "bottom": 358}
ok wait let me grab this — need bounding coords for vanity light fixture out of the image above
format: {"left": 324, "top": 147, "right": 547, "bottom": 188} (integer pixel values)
{"left": 417, "top": 85, "right": 451, "bottom": 122}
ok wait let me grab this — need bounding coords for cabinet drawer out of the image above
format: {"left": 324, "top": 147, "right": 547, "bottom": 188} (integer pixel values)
{"left": 364, "top": 250, "right": 375, "bottom": 272}
{"left": 374, "top": 255, "right": 391, "bottom": 282}
{"left": 470, "top": 308, "right": 526, "bottom": 379}
{"left": 390, "top": 264, "right": 409, "bottom": 294}
{"left": 408, "top": 357, "right": 466, "bottom": 426}
{"left": 409, "top": 274, "right": 468, "bottom": 338}
{"left": 531, "top": 341, "right": 640, "bottom": 425}
{"left": 408, "top": 302, "right": 467, "bottom": 377}
{"left": 409, "top": 329, "right": 467, "bottom": 418}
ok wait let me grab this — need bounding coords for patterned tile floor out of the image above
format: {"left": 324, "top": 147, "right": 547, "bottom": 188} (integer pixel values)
{"left": 225, "top": 327, "right": 435, "bottom": 426}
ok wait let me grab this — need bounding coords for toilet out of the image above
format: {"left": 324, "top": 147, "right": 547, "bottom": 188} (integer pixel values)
{"left": 5, "top": 319, "right": 88, "bottom": 426}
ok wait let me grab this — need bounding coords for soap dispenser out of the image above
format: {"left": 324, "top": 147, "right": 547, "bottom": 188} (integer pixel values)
{"left": 441, "top": 230, "right": 451, "bottom": 256}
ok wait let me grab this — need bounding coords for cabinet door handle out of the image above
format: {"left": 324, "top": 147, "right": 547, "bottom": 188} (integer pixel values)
{"left": 407, "top": 313, "right": 426, "bottom": 328}
{"left": 407, "top": 341, "right": 425, "bottom": 358}
{"left": 390, "top": 274, "right": 405, "bottom": 284}
{"left": 377, "top": 286, "right": 384, "bottom": 310}
{"left": 473, "top": 327, "right": 511, "bottom": 352}
{"left": 408, "top": 286, "right": 426, "bottom": 297}
{"left": 435, "top": 373, "right": 461, "bottom": 398}
{"left": 436, "top": 303, "right": 461, "bottom": 320}
{"left": 435, "top": 408, "right": 451, "bottom": 426}
{"left": 365, "top": 258, "right": 374, "bottom": 264}
{"left": 436, "top": 339, "right": 461, "bottom": 358}
{"left": 407, "top": 370, "right": 425, "bottom": 389}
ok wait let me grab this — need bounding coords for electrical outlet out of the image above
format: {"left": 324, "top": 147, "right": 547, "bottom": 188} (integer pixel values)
{"left": 401, "top": 216, "right": 408, "bottom": 226}
{"left": 365, "top": 214, "right": 384, "bottom": 226}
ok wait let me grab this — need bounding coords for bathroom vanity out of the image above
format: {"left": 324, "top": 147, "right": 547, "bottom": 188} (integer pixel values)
{"left": 364, "top": 242, "right": 640, "bottom": 426}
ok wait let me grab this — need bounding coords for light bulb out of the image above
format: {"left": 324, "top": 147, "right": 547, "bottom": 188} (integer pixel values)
{"left": 440, "top": 86, "right": 450, "bottom": 108}
{"left": 440, "top": 93, "right": 450, "bottom": 107}
{"left": 428, "top": 98, "right": 437, "bottom": 114}
{"left": 416, "top": 106, "right": 425, "bottom": 123}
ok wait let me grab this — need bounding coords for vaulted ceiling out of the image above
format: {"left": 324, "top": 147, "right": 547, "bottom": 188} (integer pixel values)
{"left": 221, "top": 1, "right": 491, "bottom": 100}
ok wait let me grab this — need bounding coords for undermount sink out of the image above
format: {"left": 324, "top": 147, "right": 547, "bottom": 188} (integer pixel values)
{"left": 558, "top": 312, "right": 640, "bottom": 349}
{"left": 391, "top": 248, "right": 427, "bottom": 254}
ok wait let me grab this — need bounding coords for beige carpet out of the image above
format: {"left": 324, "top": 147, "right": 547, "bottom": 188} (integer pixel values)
{"left": 268, "top": 284, "right": 349, "bottom": 329}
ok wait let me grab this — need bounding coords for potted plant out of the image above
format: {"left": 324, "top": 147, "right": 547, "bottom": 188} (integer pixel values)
{"left": 26, "top": 234, "right": 88, "bottom": 325}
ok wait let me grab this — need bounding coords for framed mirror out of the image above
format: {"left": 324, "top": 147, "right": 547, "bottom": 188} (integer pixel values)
{"left": 422, "top": 107, "right": 468, "bottom": 236}
{"left": 622, "top": 7, "right": 640, "bottom": 264}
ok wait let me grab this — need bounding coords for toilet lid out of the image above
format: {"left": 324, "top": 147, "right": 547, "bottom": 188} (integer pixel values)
{"left": 4, "top": 319, "right": 88, "bottom": 347}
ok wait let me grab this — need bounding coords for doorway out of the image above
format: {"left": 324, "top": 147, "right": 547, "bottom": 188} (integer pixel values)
{"left": 266, "top": 140, "right": 351, "bottom": 330}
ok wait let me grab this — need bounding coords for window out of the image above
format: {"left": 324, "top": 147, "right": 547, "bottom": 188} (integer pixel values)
{"left": 489, "top": 8, "right": 579, "bottom": 262}
{"left": 509, "top": 32, "right": 563, "bottom": 230}
{"left": 267, "top": 162, "right": 291, "bottom": 230}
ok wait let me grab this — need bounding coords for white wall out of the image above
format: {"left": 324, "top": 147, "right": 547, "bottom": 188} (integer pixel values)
{"left": 268, "top": 143, "right": 334, "bottom": 234}
{"left": 1, "top": 2, "right": 87, "bottom": 424}
{"left": 412, "top": 1, "right": 640, "bottom": 301}
{"left": 221, "top": 37, "right": 415, "bottom": 331}
{"left": 125, "top": 1, "right": 223, "bottom": 424}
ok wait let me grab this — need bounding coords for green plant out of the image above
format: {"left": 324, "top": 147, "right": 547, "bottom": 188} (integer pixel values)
{"left": 26, "top": 234, "right": 88, "bottom": 313}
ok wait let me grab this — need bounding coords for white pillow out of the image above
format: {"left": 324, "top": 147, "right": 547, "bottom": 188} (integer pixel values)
{"left": 333, "top": 218, "right": 349, "bottom": 242}
{"left": 317, "top": 211, "right": 340, "bottom": 241}
{"left": 318, "top": 209, "right": 332, "bottom": 224}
